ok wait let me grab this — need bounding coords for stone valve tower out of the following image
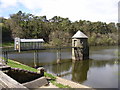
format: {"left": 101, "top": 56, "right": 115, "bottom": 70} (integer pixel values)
{"left": 72, "top": 30, "right": 89, "bottom": 60}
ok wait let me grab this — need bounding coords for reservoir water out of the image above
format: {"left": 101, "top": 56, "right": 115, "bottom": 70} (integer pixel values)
{"left": 6, "top": 46, "right": 119, "bottom": 88}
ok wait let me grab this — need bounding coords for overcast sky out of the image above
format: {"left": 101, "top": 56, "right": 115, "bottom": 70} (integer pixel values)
{"left": 0, "top": 0, "right": 119, "bottom": 23}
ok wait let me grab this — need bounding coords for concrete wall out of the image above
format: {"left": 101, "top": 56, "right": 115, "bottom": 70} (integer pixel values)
{"left": 0, "top": 71, "right": 28, "bottom": 89}
{"left": 72, "top": 38, "right": 89, "bottom": 60}
{"left": 6, "top": 69, "right": 43, "bottom": 83}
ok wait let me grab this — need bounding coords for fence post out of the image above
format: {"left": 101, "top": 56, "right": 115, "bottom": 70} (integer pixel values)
{"left": 34, "top": 50, "right": 37, "bottom": 68}
{"left": 34, "top": 50, "right": 39, "bottom": 68}
{"left": 2, "top": 51, "right": 8, "bottom": 64}
{"left": 57, "top": 47, "right": 61, "bottom": 63}
{"left": 5, "top": 51, "right": 8, "bottom": 64}
{"left": 36, "top": 50, "right": 39, "bottom": 66}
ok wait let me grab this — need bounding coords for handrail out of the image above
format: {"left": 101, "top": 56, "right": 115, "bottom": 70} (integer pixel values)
{"left": 2, "top": 47, "right": 81, "bottom": 52}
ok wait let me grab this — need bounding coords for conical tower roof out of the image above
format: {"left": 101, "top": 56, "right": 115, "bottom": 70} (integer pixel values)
{"left": 72, "top": 30, "right": 88, "bottom": 38}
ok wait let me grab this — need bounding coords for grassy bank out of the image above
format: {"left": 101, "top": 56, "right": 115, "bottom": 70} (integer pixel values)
{"left": 50, "top": 80, "right": 71, "bottom": 88}
{"left": 7, "top": 59, "right": 37, "bottom": 72}
{"left": 2, "top": 42, "right": 14, "bottom": 47}
{"left": 6, "top": 59, "right": 71, "bottom": 88}
{"left": 44, "top": 73, "right": 71, "bottom": 88}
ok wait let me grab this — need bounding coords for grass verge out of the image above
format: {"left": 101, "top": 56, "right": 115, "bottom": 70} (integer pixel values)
{"left": 44, "top": 72, "right": 56, "bottom": 80}
{"left": 2, "top": 42, "right": 14, "bottom": 47}
{"left": 7, "top": 59, "right": 37, "bottom": 72}
{"left": 44, "top": 72, "right": 71, "bottom": 88}
{"left": 50, "top": 80, "right": 71, "bottom": 88}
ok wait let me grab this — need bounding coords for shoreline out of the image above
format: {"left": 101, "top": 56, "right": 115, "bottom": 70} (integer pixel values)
{"left": 1, "top": 58, "right": 92, "bottom": 88}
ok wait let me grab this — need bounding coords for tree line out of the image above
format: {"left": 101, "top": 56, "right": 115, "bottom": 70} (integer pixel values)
{"left": 0, "top": 11, "right": 119, "bottom": 46}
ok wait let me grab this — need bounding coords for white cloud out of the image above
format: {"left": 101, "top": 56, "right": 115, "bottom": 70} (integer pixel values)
{"left": 19, "top": 0, "right": 119, "bottom": 23}
{"left": 0, "top": 0, "right": 18, "bottom": 8}
{"left": 0, "top": 0, "right": 119, "bottom": 23}
{"left": 18, "top": 0, "right": 43, "bottom": 10}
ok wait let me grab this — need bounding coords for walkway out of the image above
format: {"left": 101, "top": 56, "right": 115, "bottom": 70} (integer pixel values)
{"left": 56, "top": 77, "right": 91, "bottom": 88}
{"left": 40, "top": 82, "right": 58, "bottom": 88}
{"left": 40, "top": 76, "right": 92, "bottom": 89}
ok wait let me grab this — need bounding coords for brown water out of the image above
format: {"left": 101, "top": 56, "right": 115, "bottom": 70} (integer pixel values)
{"left": 7, "top": 46, "right": 119, "bottom": 88}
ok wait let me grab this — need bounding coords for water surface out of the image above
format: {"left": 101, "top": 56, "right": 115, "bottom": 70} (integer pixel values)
{"left": 7, "top": 46, "right": 119, "bottom": 88}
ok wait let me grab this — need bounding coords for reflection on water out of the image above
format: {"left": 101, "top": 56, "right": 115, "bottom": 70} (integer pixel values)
{"left": 84, "top": 64, "right": 118, "bottom": 88}
{"left": 8, "top": 49, "right": 71, "bottom": 66}
{"left": 45, "top": 59, "right": 118, "bottom": 88}
{"left": 7, "top": 46, "right": 119, "bottom": 88}
{"left": 72, "top": 61, "right": 89, "bottom": 83}
{"left": 90, "top": 46, "right": 118, "bottom": 60}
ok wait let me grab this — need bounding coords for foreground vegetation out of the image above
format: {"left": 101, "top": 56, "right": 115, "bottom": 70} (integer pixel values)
{"left": 44, "top": 72, "right": 71, "bottom": 88}
{"left": 7, "top": 59, "right": 37, "bottom": 72}
{"left": 2, "top": 42, "right": 14, "bottom": 47}
{"left": 1, "top": 11, "right": 119, "bottom": 46}
{"left": 6, "top": 58, "right": 71, "bottom": 88}
{"left": 50, "top": 80, "right": 71, "bottom": 88}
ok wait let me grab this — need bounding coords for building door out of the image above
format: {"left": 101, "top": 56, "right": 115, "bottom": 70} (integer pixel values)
{"left": 74, "top": 40, "right": 77, "bottom": 47}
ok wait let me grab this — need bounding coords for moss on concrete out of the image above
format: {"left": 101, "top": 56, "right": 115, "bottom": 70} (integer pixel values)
{"left": 50, "top": 80, "right": 71, "bottom": 88}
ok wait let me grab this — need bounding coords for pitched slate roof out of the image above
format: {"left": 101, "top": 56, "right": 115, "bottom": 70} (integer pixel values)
{"left": 72, "top": 30, "right": 88, "bottom": 38}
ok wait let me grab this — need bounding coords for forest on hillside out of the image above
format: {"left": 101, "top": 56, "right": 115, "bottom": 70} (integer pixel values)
{"left": 0, "top": 11, "right": 119, "bottom": 46}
